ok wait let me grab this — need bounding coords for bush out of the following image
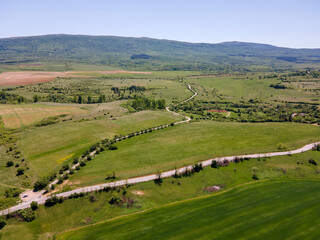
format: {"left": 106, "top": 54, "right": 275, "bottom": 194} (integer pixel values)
{"left": 45, "top": 196, "right": 59, "bottom": 207}
{"left": 79, "top": 161, "right": 86, "bottom": 167}
{"left": 277, "top": 143, "right": 287, "bottom": 150}
{"left": 58, "top": 197, "right": 64, "bottom": 203}
{"left": 68, "top": 193, "right": 80, "bottom": 199}
{"left": 89, "top": 195, "right": 96, "bottom": 202}
{"left": 309, "top": 158, "right": 317, "bottom": 166}
{"left": 18, "top": 209, "right": 35, "bottom": 222}
{"left": 6, "top": 161, "right": 14, "bottom": 167}
{"left": 170, "top": 123, "right": 175, "bottom": 126}
{"left": 109, "top": 145, "right": 118, "bottom": 150}
{"left": 105, "top": 171, "right": 116, "bottom": 180}
{"left": 30, "top": 201, "right": 38, "bottom": 211}
{"left": 16, "top": 168, "right": 25, "bottom": 176}
{"left": 194, "top": 163, "right": 203, "bottom": 172}
{"left": 34, "top": 177, "right": 50, "bottom": 191}
{"left": 313, "top": 144, "right": 320, "bottom": 151}
{"left": 211, "top": 160, "right": 219, "bottom": 168}
{"left": 0, "top": 221, "right": 6, "bottom": 230}
{"left": 75, "top": 165, "right": 81, "bottom": 171}
{"left": 72, "top": 158, "right": 79, "bottom": 164}
{"left": 61, "top": 164, "right": 69, "bottom": 172}
{"left": 108, "top": 195, "right": 121, "bottom": 205}
{"left": 4, "top": 188, "right": 21, "bottom": 198}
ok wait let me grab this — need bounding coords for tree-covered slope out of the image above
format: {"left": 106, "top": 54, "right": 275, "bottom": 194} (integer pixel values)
{"left": 1, "top": 34, "right": 320, "bottom": 69}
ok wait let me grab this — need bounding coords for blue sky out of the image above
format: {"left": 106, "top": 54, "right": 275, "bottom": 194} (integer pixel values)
{"left": 0, "top": 0, "right": 319, "bottom": 48}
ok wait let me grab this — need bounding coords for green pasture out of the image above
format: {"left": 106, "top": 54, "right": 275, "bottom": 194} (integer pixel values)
{"left": 69, "top": 121, "right": 320, "bottom": 186}
{"left": 186, "top": 75, "right": 320, "bottom": 103}
{"left": 1, "top": 150, "right": 320, "bottom": 239}
{"left": 17, "top": 110, "right": 182, "bottom": 178}
{"left": 57, "top": 179, "right": 320, "bottom": 240}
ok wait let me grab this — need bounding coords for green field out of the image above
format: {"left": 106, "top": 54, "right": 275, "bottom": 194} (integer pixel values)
{"left": 17, "top": 110, "right": 182, "bottom": 178}
{"left": 7, "top": 71, "right": 194, "bottom": 104}
{"left": 68, "top": 121, "right": 320, "bottom": 186}
{"left": 57, "top": 180, "right": 320, "bottom": 240}
{"left": 1, "top": 150, "right": 320, "bottom": 239}
{"left": 186, "top": 74, "right": 320, "bottom": 103}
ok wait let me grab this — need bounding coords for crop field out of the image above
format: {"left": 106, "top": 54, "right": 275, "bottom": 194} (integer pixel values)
{"left": 57, "top": 180, "right": 320, "bottom": 240}
{"left": 17, "top": 110, "right": 182, "bottom": 178}
{"left": 68, "top": 121, "right": 320, "bottom": 186}
{"left": 0, "top": 103, "right": 87, "bottom": 128}
{"left": 2, "top": 150, "right": 320, "bottom": 239}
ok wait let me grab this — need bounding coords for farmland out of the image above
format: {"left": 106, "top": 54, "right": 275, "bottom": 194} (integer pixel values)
{"left": 56, "top": 180, "right": 320, "bottom": 240}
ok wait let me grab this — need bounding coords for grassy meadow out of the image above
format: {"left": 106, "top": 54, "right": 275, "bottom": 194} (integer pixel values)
{"left": 57, "top": 180, "right": 320, "bottom": 240}
{"left": 17, "top": 110, "right": 182, "bottom": 178}
{"left": 0, "top": 103, "right": 87, "bottom": 129}
{"left": 68, "top": 121, "right": 320, "bottom": 186}
{"left": 1, "top": 150, "right": 320, "bottom": 239}
{"left": 186, "top": 74, "right": 320, "bottom": 103}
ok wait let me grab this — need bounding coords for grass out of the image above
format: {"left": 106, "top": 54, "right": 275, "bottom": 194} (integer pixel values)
{"left": 0, "top": 103, "right": 87, "bottom": 129}
{"left": 17, "top": 110, "right": 182, "bottom": 178}
{"left": 57, "top": 179, "right": 320, "bottom": 240}
{"left": 1, "top": 150, "right": 320, "bottom": 240}
{"left": 8, "top": 72, "right": 193, "bottom": 104}
{"left": 68, "top": 121, "right": 320, "bottom": 186}
{"left": 186, "top": 74, "right": 320, "bottom": 103}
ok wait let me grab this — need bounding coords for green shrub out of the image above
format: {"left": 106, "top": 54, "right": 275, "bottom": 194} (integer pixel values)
{"left": 30, "top": 201, "right": 38, "bottom": 211}
{"left": 34, "top": 178, "right": 50, "bottom": 191}
{"left": 6, "top": 161, "right": 14, "bottom": 167}
{"left": 0, "top": 221, "right": 6, "bottom": 230}
{"left": 4, "top": 188, "right": 21, "bottom": 198}
{"left": 45, "top": 196, "right": 59, "bottom": 207}
{"left": 211, "top": 160, "right": 219, "bottom": 168}
{"left": 16, "top": 168, "right": 25, "bottom": 176}
{"left": 109, "top": 145, "right": 118, "bottom": 150}
{"left": 18, "top": 209, "right": 35, "bottom": 222}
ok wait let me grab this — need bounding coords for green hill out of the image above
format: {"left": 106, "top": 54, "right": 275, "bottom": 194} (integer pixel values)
{"left": 1, "top": 34, "right": 320, "bottom": 70}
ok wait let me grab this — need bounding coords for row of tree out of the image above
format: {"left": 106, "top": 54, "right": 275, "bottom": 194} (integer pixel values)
{"left": 131, "top": 96, "right": 166, "bottom": 110}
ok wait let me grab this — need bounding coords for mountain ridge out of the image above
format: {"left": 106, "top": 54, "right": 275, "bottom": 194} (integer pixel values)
{"left": 1, "top": 34, "right": 320, "bottom": 70}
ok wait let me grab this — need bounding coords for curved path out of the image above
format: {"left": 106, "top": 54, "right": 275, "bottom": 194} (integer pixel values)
{"left": 0, "top": 83, "right": 319, "bottom": 216}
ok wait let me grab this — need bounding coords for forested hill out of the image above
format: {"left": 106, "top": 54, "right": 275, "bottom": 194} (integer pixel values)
{"left": 1, "top": 34, "right": 320, "bottom": 70}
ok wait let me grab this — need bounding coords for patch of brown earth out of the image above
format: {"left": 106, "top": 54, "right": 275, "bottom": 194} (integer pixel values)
{"left": 0, "top": 71, "right": 69, "bottom": 86}
{"left": 66, "top": 71, "right": 152, "bottom": 74}
{"left": 132, "top": 190, "right": 145, "bottom": 196}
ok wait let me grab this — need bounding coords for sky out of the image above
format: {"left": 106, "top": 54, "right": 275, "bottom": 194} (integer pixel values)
{"left": 0, "top": 0, "right": 319, "bottom": 48}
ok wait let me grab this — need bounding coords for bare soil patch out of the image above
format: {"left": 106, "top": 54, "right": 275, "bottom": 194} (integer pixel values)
{"left": 0, "top": 70, "right": 152, "bottom": 86}
{"left": 66, "top": 70, "right": 152, "bottom": 74}
{"left": 132, "top": 190, "right": 145, "bottom": 196}
{"left": 0, "top": 71, "right": 70, "bottom": 86}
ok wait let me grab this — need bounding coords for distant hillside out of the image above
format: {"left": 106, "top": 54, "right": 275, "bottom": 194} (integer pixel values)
{"left": 0, "top": 34, "right": 320, "bottom": 70}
